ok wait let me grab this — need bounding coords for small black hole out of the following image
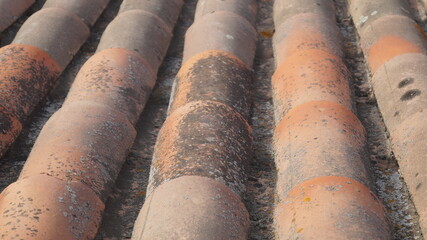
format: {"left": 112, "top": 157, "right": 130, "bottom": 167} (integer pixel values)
{"left": 398, "top": 77, "right": 414, "bottom": 88}
{"left": 401, "top": 89, "right": 421, "bottom": 101}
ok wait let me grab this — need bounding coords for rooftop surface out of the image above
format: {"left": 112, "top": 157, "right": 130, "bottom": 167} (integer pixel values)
{"left": 0, "top": 0, "right": 426, "bottom": 239}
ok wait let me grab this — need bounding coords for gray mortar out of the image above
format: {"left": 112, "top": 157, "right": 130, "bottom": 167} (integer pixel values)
{"left": 243, "top": 0, "right": 276, "bottom": 239}
{"left": 414, "top": 0, "right": 427, "bottom": 25}
{"left": 334, "top": 0, "right": 424, "bottom": 239}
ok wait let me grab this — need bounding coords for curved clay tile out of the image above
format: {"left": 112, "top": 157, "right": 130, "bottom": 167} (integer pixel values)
{"left": 0, "top": 0, "right": 35, "bottom": 32}
{"left": 0, "top": 0, "right": 183, "bottom": 239}
{"left": 131, "top": 1, "right": 258, "bottom": 239}
{"left": 350, "top": 0, "right": 427, "bottom": 234}
{"left": 272, "top": 0, "right": 390, "bottom": 238}
{"left": 0, "top": 0, "right": 110, "bottom": 158}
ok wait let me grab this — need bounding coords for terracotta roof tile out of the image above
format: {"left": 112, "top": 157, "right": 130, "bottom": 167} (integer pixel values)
{"left": 132, "top": 0, "right": 257, "bottom": 238}
{"left": 0, "top": 0, "right": 109, "bottom": 158}
{"left": 0, "top": 0, "right": 425, "bottom": 238}
{"left": 351, "top": 0, "right": 427, "bottom": 234}
{"left": 0, "top": 0, "right": 35, "bottom": 32}
{"left": 0, "top": 0, "right": 183, "bottom": 238}
{"left": 272, "top": 0, "right": 390, "bottom": 238}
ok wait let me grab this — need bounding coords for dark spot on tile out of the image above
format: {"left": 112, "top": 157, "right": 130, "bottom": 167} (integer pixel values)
{"left": 400, "top": 89, "right": 421, "bottom": 101}
{"left": 398, "top": 77, "right": 414, "bottom": 88}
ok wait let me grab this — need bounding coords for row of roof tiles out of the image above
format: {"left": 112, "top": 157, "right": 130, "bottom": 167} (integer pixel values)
{"left": 0, "top": 0, "right": 181, "bottom": 239}
{"left": 351, "top": 0, "right": 427, "bottom": 235}
{"left": 133, "top": 0, "right": 257, "bottom": 238}
{"left": 0, "top": 0, "right": 109, "bottom": 161}
{"left": 0, "top": 0, "right": 425, "bottom": 239}
{"left": 272, "top": 0, "right": 389, "bottom": 238}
